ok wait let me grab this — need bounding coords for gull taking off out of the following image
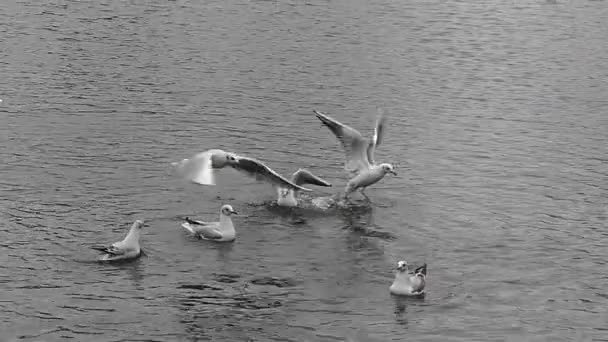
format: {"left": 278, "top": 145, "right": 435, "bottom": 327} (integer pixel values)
{"left": 173, "top": 149, "right": 313, "bottom": 192}
{"left": 389, "top": 261, "right": 427, "bottom": 296}
{"left": 92, "top": 220, "right": 145, "bottom": 262}
{"left": 313, "top": 110, "right": 397, "bottom": 200}
{"left": 182, "top": 204, "right": 238, "bottom": 242}
{"left": 277, "top": 169, "right": 332, "bottom": 207}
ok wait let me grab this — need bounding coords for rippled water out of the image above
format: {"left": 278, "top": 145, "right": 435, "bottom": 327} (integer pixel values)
{"left": 1, "top": 0, "right": 607, "bottom": 341}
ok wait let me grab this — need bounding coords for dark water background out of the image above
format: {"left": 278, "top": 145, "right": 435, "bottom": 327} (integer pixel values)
{"left": 1, "top": 0, "right": 606, "bottom": 341}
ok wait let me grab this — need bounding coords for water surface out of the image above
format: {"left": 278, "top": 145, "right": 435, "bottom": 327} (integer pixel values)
{"left": 1, "top": 0, "right": 607, "bottom": 341}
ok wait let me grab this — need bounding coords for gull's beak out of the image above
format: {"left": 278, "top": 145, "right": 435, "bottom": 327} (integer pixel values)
{"left": 390, "top": 170, "right": 397, "bottom": 176}
{"left": 231, "top": 210, "right": 238, "bottom": 215}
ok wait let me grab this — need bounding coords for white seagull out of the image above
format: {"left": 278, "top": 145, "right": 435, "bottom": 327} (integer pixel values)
{"left": 173, "top": 149, "right": 331, "bottom": 206}
{"left": 389, "top": 261, "right": 427, "bottom": 296}
{"left": 181, "top": 204, "right": 238, "bottom": 242}
{"left": 313, "top": 110, "right": 397, "bottom": 200}
{"left": 92, "top": 220, "right": 145, "bottom": 262}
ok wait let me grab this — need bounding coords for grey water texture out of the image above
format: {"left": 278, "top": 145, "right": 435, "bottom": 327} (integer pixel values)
{"left": 1, "top": 0, "right": 607, "bottom": 341}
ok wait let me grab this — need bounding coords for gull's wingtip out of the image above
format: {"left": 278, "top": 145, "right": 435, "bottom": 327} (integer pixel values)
{"left": 314, "top": 109, "right": 327, "bottom": 116}
{"left": 313, "top": 109, "right": 327, "bottom": 118}
{"left": 316, "top": 179, "right": 332, "bottom": 187}
{"left": 181, "top": 222, "right": 196, "bottom": 234}
{"left": 190, "top": 179, "right": 216, "bottom": 186}
{"left": 291, "top": 168, "right": 332, "bottom": 188}
{"left": 171, "top": 158, "right": 189, "bottom": 167}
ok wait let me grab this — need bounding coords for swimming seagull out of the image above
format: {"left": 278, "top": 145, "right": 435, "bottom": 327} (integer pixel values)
{"left": 276, "top": 169, "right": 332, "bottom": 207}
{"left": 92, "top": 220, "right": 145, "bottom": 262}
{"left": 389, "top": 261, "right": 427, "bottom": 296}
{"left": 313, "top": 110, "right": 397, "bottom": 200}
{"left": 181, "top": 204, "right": 238, "bottom": 242}
{"left": 173, "top": 149, "right": 313, "bottom": 193}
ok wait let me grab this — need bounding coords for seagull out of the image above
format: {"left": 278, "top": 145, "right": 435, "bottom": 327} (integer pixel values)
{"left": 181, "top": 204, "right": 238, "bottom": 242}
{"left": 313, "top": 110, "right": 397, "bottom": 200}
{"left": 276, "top": 169, "right": 332, "bottom": 207}
{"left": 172, "top": 148, "right": 315, "bottom": 190}
{"left": 92, "top": 220, "right": 145, "bottom": 262}
{"left": 173, "top": 149, "right": 332, "bottom": 206}
{"left": 389, "top": 261, "right": 427, "bottom": 296}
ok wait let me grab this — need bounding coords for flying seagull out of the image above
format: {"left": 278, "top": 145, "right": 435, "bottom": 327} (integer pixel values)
{"left": 173, "top": 149, "right": 311, "bottom": 191}
{"left": 173, "top": 149, "right": 331, "bottom": 205}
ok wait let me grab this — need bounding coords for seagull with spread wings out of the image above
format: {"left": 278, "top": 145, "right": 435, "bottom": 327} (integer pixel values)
{"left": 172, "top": 149, "right": 331, "bottom": 207}
{"left": 314, "top": 110, "right": 397, "bottom": 200}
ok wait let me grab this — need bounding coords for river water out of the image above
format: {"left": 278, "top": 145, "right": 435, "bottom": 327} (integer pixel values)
{"left": 1, "top": 0, "right": 606, "bottom": 341}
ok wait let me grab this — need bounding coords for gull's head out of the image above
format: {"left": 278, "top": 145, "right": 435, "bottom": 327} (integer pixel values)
{"left": 220, "top": 204, "right": 238, "bottom": 216}
{"left": 396, "top": 260, "right": 408, "bottom": 272}
{"left": 209, "top": 150, "right": 238, "bottom": 168}
{"left": 380, "top": 163, "right": 397, "bottom": 176}
{"left": 279, "top": 188, "right": 290, "bottom": 197}
{"left": 129, "top": 220, "right": 145, "bottom": 234}
{"left": 133, "top": 220, "right": 145, "bottom": 229}
{"left": 224, "top": 152, "right": 238, "bottom": 167}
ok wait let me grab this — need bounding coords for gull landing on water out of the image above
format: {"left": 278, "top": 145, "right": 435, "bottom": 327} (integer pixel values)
{"left": 173, "top": 149, "right": 331, "bottom": 206}
{"left": 173, "top": 149, "right": 313, "bottom": 192}
{"left": 182, "top": 204, "right": 238, "bottom": 242}
{"left": 389, "top": 261, "right": 427, "bottom": 296}
{"left": 92, "top": 220, "right": 145, "bottom": 262}
{"left": 313, "top": 110, "right": 397, "bottom": 200}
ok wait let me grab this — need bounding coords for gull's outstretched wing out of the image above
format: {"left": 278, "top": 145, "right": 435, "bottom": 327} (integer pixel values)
{"left": 232, "top": 155, "right": 312, "bottom": 192}
{"left": 367, "top": 110, "right": 387, "bottom": 166}
{"left": 173, "top": 149, "right": 310, "bottom": 192}
{"left": 291, "top": 169, "right": 332, "bottom": 188}
{"left": 314, "top": 110, "right": 371, "bottom": 173}
{"left": 172, "top": 149, "right": 219, "bottom": 185}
